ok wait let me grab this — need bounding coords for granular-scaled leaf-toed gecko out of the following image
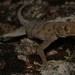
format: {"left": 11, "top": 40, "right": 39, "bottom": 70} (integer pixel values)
{"left": 1, "top": 2, "right": 75, "bottom": 69}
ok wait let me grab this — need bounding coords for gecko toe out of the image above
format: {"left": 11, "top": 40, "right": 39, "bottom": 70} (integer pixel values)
{"left": 39, "top": 62, "right": 51, "bottom": 71}
{"left": 34, "top": 61, "right": 51, "bottom": 71}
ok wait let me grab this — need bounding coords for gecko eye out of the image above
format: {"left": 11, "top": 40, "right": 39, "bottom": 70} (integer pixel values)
{"left": 64, "top": 25, "right": 70, "bottom": 32}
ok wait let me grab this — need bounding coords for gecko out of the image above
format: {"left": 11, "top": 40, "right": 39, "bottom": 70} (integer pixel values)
{"left": 1, "top": 2, "right": 75, "bottom": 69}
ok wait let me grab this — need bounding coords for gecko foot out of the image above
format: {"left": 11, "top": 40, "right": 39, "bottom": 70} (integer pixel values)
{"left": 34, "top": 61, "right": 51, "bottom": 71}
{"left": 39, "top": 62, "right": 51, "bottom": 71}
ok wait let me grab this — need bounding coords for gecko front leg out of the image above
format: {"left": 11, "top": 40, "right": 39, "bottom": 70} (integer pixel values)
{"left": 36, "top": 35, "right": 58, "bottom": 70}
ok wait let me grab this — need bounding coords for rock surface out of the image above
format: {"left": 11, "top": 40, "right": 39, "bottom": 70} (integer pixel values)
{"left": 41, "top": 60, "right": 75, "bottom": 75}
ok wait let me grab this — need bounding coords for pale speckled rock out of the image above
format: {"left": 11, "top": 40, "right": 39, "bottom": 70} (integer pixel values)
{"left": 15, "top": 38, "right": 37, "bottom": 55}
{"left": 41, "top": 60, "right": 75, "bottom": 75}
{"left": 18, "top": 54, "right": 29, "bottom": 62}
{"left": 48, "top": 15, "right": 75, "bottom": 22}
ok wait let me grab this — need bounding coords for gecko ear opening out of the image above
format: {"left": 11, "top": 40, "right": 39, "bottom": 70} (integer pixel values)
{"left": 64, "top": 25, "right": 70, "bottom": 32}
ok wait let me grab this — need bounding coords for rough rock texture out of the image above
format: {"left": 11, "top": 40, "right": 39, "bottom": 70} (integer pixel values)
{"left": 41, "top": 60, "right": 75, "bottom": 75}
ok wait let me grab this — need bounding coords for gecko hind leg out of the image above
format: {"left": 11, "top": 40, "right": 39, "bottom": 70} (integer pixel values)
{"left": 1, "top": 27, "right": 26, "bottom": 38}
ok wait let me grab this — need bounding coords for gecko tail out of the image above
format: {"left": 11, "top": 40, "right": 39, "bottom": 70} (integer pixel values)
{"left": 17, "top": 0, "right": 34, "bottom": 26}
{"left": 1, "top": 27, "right": 26, "bottom": 38}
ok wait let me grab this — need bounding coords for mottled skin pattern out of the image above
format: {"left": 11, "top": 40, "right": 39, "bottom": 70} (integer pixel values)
{"left": 1, "top": 3, "right": 75, "bottom": 69}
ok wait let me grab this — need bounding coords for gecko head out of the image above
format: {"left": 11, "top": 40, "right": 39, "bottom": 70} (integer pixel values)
{"left": 56, "top": 23, "right": 75, "bottom": 37}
